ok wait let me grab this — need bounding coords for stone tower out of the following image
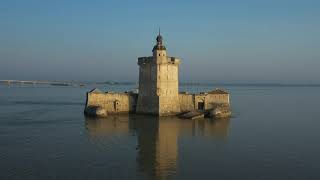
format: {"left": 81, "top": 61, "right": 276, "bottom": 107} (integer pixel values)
{"left": 136, "top": 32, "right": 181, "bottom": 116}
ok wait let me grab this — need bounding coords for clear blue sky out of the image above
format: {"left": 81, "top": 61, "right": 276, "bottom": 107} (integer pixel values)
{"left": 0, "top": 0, "right": 319, "bottom": 83}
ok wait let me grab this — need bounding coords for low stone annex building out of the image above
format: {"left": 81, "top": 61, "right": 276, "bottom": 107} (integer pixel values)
{"left": 85, "top": 32, "right": 230, "bottom": 116}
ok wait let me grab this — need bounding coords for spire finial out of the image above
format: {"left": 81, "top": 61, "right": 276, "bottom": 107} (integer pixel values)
{"left": 156, "top": 27, "right": 163, "bottom": 44}
{"left": 153, "top": 28, "right": 166, "bottom": 51}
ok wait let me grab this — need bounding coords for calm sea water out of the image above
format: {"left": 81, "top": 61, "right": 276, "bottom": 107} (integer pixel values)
{"left": 0, "top": 84, "right": 320, "bottom": 180}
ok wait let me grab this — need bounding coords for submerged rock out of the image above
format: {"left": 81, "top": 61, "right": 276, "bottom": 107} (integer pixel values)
{"left": 210, "top": 104, "right": 231, "bottom": 119}
{"left": 84, "top": 106, "right": 107, "bottom": 117}
{"left": 179, "top": 110, "right": 205, "bottom": 119}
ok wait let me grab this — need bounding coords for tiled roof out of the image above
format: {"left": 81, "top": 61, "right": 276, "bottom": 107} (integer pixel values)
{"left": 89, "top": 88, "right": 102, "bottom": 93}
{"left": 208, "top": 89, "right": 229, "bottom": 94}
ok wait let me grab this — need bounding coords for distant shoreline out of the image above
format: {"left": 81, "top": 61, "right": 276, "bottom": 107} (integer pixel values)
{"left": 1, "top": 80, "right": 320, "bottom": 87}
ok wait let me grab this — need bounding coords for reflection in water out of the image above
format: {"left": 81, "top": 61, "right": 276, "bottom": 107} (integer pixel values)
{"left": 85, "top": 115, "right": 230, "bottom": 179}
{"left": 85, "top": 115, "right": 134, "bottom": 137}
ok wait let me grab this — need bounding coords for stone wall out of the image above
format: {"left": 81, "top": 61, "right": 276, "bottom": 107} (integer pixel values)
{"left": 86, "top": 91, "right": 138, "bottom": 114}
{"left": 205, "top": 94, "right": 230, "bottom": 110}
{"left": 136, "top": 55, "right": 181, "bottom": 116}
{"left": 157, "top": 59, "right": 180, "bottom": 115}
{"left": 85, "top": 90, "right": 230, "bottom": 116}
{"left": 179, "top": 94, "right": 194, "bottom": 112}
{"left": 178, "top": 93, "right": 230, "bottom": 112}
{"left": 136, "top": 57, "right": 159, "bottom": 115}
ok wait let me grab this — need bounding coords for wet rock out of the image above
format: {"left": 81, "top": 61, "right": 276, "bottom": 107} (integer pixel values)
{"left": 179, "top": 110, "right": 205, "bottom": 119}
{"left": 210, "top": 104, "right": 231, "bottom": 119}
{"left": 84, "top": 106, "right": 107, "bottom": 117}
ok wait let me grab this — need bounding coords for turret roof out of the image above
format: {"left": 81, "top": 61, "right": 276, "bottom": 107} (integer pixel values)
{"left": 153, "top": 30, "right": 166, "bottom": 51}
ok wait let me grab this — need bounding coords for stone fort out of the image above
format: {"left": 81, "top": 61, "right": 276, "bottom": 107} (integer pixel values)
{"left": 85, "top": 32, "right": 230, "bottom": 116}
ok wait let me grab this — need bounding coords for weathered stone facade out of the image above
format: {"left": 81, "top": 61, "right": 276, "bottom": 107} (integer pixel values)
{"left": 136, "top": 32, "right": 180, "bottom": 115}
{"left": 84, "top": 33, "right": 231, "bottom": 117}
{"left": 85, "top": 89, "right": 138, "bottom": 114}
{"left": 85, "top": 88, "right": 230, "bottom": 116}
{"left": 179, "top": 89, "right": 230, "bottom": 112}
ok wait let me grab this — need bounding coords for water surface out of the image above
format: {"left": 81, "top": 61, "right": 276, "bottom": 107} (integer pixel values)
{"left": 0, "top": 84, "right": 319, "bottom": 180}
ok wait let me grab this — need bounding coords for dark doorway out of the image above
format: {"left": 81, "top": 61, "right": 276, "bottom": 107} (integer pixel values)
{"left": 198, "top": 102, "right": 204, "bottom": 110}
{"left": 114, "top": 100, "right": 120, "bottom": 112}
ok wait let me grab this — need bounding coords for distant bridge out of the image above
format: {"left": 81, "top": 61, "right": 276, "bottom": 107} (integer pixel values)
{"left": 0, "top": 80, "right": 75, "bottom": 86}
